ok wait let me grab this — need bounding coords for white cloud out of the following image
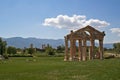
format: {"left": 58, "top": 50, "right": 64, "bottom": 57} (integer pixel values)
{"left": 110, "top": 28, "right": 120, "bottom": 36}
{"left": 85, "top": 19, "right": 110, "bottom": 28}
{"left": 43, "top": 15, "right": 110, "bottom": 30}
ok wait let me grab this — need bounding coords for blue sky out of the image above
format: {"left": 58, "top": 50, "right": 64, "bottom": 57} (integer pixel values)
{"left": 0, "top": 0, "right": 120, "bottom": 43}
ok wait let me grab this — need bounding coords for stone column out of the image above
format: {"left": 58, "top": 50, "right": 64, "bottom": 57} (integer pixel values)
{"left": 69, "top": 39, "right": 74, "bottom": 61}
{"left": 73, "top": 39, "right": 76, "bottom": 60}
{"left": 64, "top": 36, "right": 68, "bottom": 61}
{"left": 88, "top": 46, "right": 92, "bottom": 60}
{"left": 69, "top": 30, "right": 74, "bottom": 61}
{"left": 90, "top": 39, "right": 94, "bottom": 60}
{"left": 83, "top": 39, "right": 87, "bottom": 61}
{"left": 99, "top": 39, "right": 104, "bottom": 60}
{"left": 78, "top": 39, "right": 82, "bottom": 61}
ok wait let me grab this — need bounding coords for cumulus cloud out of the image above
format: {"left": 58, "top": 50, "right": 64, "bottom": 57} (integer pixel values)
{"left": 85, "top": 19, "right": 110, "bottom": 28}
{"left": 110, "top": 28, "right": 120, "bottom": 36}
{"left": 43, "top": 15, "right": 110, "bottom": 30}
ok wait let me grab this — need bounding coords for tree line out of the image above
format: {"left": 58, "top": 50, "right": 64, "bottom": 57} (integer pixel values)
{"left": 0, "top": 37, "right": 120, "bottom": 58}
{"left": 0, "top": 37, "right": 65, "bottom": 58}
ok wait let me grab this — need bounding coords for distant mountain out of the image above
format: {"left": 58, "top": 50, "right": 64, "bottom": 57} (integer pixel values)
{"left": 4, "top": 37, "right": 64, "bottom": 48}
{"left": 3, "top": 37, "right": 113, "bottom": 49}
{"left": 103, "top": 43, "right": 113, "bottom": 49}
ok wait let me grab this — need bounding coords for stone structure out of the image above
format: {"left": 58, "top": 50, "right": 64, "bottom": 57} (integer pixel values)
{"left": 64, "top": 25, "right": 105, "bottom": 61}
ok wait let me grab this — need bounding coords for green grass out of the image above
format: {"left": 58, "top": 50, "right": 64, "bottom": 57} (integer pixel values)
{"left": 0, "top": 57, "right": 120, "bottom": 80}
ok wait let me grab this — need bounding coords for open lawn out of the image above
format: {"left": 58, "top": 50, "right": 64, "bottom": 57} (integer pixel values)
{"left": 0, "top": 57, "right": 120, "bottom": 80}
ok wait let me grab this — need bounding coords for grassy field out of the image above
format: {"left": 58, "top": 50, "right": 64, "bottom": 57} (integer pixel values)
{"left": 0, "top": 57, "right": 120, "bottom": 80}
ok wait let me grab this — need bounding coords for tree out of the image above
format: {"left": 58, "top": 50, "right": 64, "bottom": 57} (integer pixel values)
{"left": 113, "top": 43, "right": 120, "bottom": 54}
{"left": 56, "top": 45, "right": 65, "bottom": 53}
{"left": 28, "top": 43, "right": 35, "bottom": 55}
{"left": 45, "top": 45, "right": 55, "bottom": 55}
{"left": 23, "top": 47, "right": 27, "bottom": 54}
{"left": 7, "top": 46, "right": 17, "bottom": 55}
{"left": 0, "top": 37, "right": 7, "bottom": 55}
{"left": 28, "top": 48, "right": 35, "bottom": 55}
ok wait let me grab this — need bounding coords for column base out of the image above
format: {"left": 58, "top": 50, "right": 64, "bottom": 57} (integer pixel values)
{"left": 100, "top": 57, "right": 104, "bottom": 60}
{"left": 69, "top": 57, "right": 73, "bottom": 61}
{"left": 78, "top": 57, "right": 82, "bottom": 61}
{"left": 64, "top": 58, "right": 67, "bottom": 61}
{"left": 82, "top": 57, "right": 86, "bottom": 61}
{"left": 64, "top": 56, "right": 68, "bottom": 61}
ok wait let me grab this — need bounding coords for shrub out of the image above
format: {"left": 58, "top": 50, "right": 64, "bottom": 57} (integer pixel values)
{"left": 45, "top": 46, "right": 55, "bottom": 55}
{"left": 7, "top": 46, "right": 17, "bottom": 55}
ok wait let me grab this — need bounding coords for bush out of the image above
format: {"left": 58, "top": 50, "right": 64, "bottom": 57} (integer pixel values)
{"left": 28, "top": 48, "right": 35, "bottom": 55}
{"left": 45, "top": 46, "right": 55, "bottom": 55}
{"left": 3, "top": 55, "right": 9, "bottom": 59}
{"left": 8, "top": 54, "right": 33, "bottom": 57}
{"left": 56, "top": 45, "right": 65, "bottom": 53}
{"left": 7, "top": 46, "right": 17, "bottom": 55}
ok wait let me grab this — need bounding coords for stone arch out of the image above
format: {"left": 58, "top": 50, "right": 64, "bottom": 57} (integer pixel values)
{"left": 85, "top": 31, "right": 91, "bottom": 36}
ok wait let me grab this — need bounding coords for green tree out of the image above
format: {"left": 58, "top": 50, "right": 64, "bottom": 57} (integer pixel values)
{"left": 113, "top": 43, "right": 120, "bottom": 54}
{"left": 7, "top": 46, "right": 17, "bottom": 55}
{"left": 56, "top": 45, "right": 65, "bottom": 53}
{"left": 28, "top": 43, "right": 35, "bottom": 55}
{"left": 0, "top": 37, "right": 7, "bottom": 55}
{"left": 22, "top": 47, "right": 27, "bottom": 54}
{"left": 28, "top": 48, "right": 35, "bottom": 55}
{"left": 45, "top": 45, "right": 55, "bottom": 55}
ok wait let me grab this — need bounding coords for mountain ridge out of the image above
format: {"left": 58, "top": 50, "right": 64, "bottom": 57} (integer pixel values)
{"left": 3, "top": 37, "right": 64, "bottom": 48}
{"left": 3, "top": 37, "right": 113, "bottom": 49}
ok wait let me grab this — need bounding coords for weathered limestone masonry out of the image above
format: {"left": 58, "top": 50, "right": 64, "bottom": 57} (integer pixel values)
{"left": 64, "top": 25, "right": 105, "bottom": 61}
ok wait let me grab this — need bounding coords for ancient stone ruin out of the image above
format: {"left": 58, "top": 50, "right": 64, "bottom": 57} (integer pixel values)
{"left": 64, "top": 25, "right": 105, "bottom": 61}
